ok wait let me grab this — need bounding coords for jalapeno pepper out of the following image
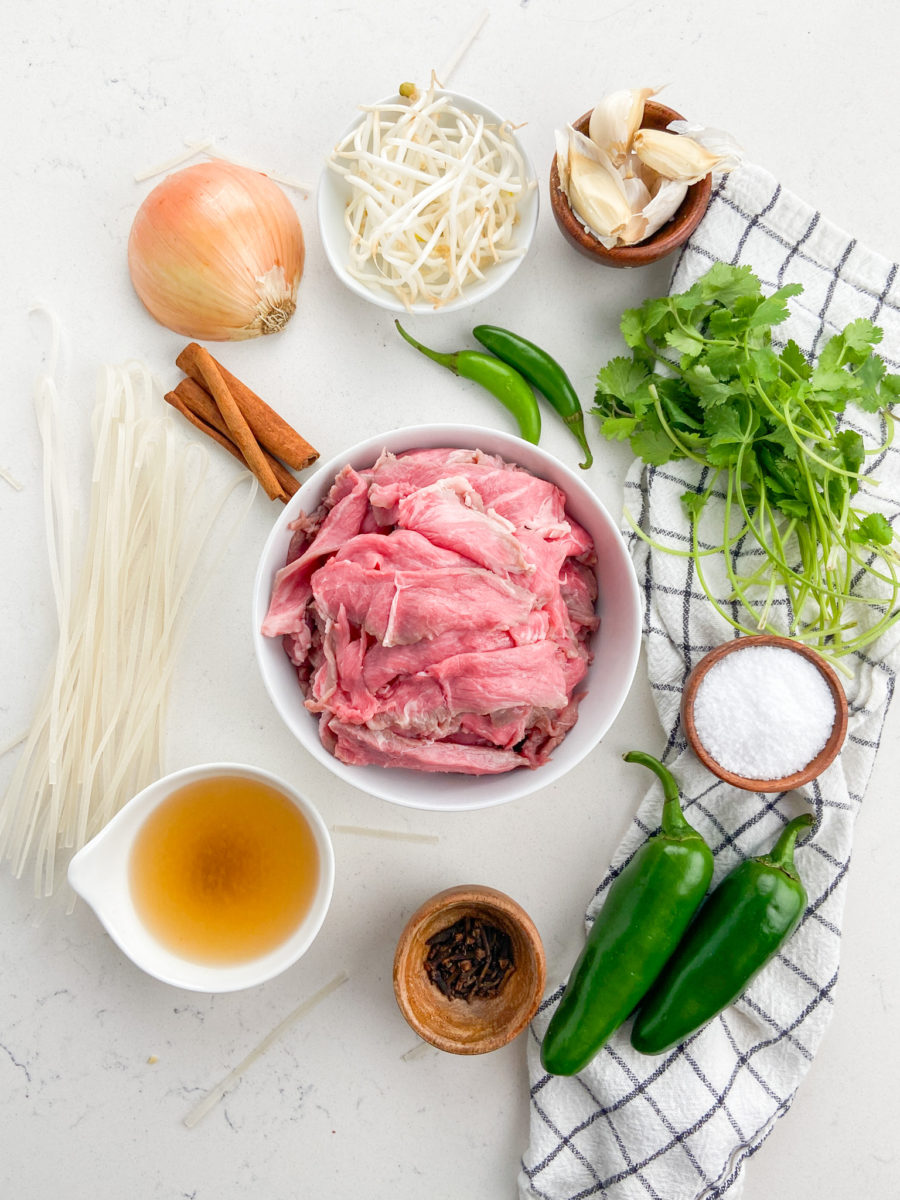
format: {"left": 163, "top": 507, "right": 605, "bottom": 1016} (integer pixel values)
{"left": 540, "top": 752, "right": 714, "bottom": 1077}
{"left": 472, "top": 325, "right": 593, "bottom": 469}
{"left": 394, "top": 321, "right": 541, "bottom": 444}
{"left": 631, "top": 812, "right": 814, "bottom": 1056}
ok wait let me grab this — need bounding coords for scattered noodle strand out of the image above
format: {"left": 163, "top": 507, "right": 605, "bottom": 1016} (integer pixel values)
{"left": 438, "top": 10, "right": 489, "bottom": 87}
{"left": 0, "top": 467, "right": 23, "bottom": 490}
{"left": 332, "top": 824, "right": 439, "bottom": 844}
{"left": 183, "top": 973, "right": 350, "bottom": 1129}
{"left": 134, "top": 139, "right": 312, "bottom": 194}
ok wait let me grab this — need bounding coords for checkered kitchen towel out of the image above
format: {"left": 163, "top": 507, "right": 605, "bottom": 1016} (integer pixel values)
{"left": 519, "top": 163, "right": 900, "bottom": 1200}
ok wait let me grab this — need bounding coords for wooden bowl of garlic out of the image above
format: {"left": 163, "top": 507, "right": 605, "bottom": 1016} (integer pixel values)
{"left": 550, "top": 93, "right": 731, "bottom": 267}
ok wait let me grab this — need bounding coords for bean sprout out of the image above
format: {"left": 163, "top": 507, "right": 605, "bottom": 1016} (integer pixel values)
{"left": 327, "top": 81, "right": 534, "bottom": 309}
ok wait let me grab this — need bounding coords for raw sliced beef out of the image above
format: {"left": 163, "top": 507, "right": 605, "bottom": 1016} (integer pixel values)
{"left": 262, "top": 447, "right": 599, "bottom": 775}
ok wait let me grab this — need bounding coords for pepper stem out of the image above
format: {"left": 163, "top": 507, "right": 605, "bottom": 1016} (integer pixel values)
{"left": 395, "top": 320, "right": 458, "bottom": 374}
{"left": 623, "top": 751, "right": 692, "bottom": 837}
{"left": 564, "top": 412, "right": 594, "bottom": 469}
{"left": 759, "top": 812, "right": 814, "bottom": 879}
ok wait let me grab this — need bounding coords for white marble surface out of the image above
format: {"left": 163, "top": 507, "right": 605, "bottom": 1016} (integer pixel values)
{"left": 2, "top": 2, "right": 899, "bottom": 1197}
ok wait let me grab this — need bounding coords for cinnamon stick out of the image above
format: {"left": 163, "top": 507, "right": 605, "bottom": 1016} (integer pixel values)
{"left": 176, "top": 343, "right": 318, "bottom": 471}
{"left": 173, "top": 344, "right": 284, "bottom": 501}
{"left": 164, "top": 387, "right": 299, "bottom": 501}
{"left": 171, "top": 378, "right": 300, "bottom": 498}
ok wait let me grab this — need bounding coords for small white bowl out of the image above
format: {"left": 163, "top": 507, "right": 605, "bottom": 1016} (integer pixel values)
{"left": 67, "top": 763, "right": 335, "bottom": 992}
{"left": 317, "top": 89, "right": 539, "bottom": 314}
{"left": 252, "top": 425, "right": 642, "bottom": 811}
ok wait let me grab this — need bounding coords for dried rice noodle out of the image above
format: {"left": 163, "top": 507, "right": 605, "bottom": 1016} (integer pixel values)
{"left": 0, "top": 324, "right": 256, "bottom": 897}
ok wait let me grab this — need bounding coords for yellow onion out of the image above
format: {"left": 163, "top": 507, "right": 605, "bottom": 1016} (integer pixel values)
{"left": 127, "top": 160, "right": 305, "bottom": 340}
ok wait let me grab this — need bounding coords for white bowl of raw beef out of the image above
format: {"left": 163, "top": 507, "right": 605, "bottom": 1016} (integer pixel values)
{"left": 252, "top": 425, "right": 642, "bottom": 811}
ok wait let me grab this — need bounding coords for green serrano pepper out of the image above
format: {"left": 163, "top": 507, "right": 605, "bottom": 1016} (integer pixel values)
{"left": 395, "top": 321, "right": 541, "bottom": 444}
{"left": 540, "top": 752, "right": 714, "bottom": 1077}
{"left": 472, "top": 325, "right": 593, "bottom": 469}
{"left": 631, "top": 812, "right": 814, "bottom": 1056}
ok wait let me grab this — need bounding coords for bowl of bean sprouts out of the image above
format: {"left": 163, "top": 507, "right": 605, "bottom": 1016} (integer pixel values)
{"left": 318, "top": 83, "right": 539, "bottom": 313}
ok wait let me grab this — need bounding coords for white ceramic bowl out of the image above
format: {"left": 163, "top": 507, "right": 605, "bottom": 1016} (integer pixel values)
{"left": 252, "top": 425, "right": 642, "bottom": 811}
{"left": 317, "top": 89, "right": 539, "bottom": 314}
{"left": 67, "top": 763, "right": 335, "bottom": 992}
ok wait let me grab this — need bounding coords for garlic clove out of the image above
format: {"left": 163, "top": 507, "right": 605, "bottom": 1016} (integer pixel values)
{"left": 667, "top": 120, "right": 744, "bottom": 172}
{"left": 588, "top": 87, "right": 657, "bottom": 167}
{"left": 633, "top": 129, "right": 731, "bottom": 185}
{"left": 554, "top": 124, "right": 603, "bottom": 194}
{"left": 618, "top": 211, "right": 650, "bottom": 247}
{"left": 566, "top": 149, "right": 634, "bottom": 241}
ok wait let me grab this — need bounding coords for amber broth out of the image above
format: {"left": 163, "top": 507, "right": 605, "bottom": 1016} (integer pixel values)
{"left": 129, "top": 775, "right": 320, "bottom": 965}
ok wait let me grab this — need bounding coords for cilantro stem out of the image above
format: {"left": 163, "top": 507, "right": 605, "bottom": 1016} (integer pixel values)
{"left": 690, "top": 511, "right": 764, "bottom": 639}
{"left": 622, "top": 501, "right": 750, "bottom": 559}
{"left": 780, "top": 402, "right": 866, "bottom": 481}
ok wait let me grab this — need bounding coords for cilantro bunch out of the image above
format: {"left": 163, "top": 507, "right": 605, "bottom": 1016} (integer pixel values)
{"left": 593, "top": 262, "right": 900, "bottom": 656}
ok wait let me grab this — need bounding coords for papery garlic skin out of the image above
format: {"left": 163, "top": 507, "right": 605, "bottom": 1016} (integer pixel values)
{"left": 621, "top": 172, "right": 651, "bottom": 215}
{"left": 588, "top": 88, "right": 656, "bottom": 167}
{"left": 635, "top": 178, "right": 689, "bottom": 242}
{"left": 128, "top": 161, "right": 305, "bottom": 340}
{"left": 633, "top": 129, "right": 727, "bottom": 185}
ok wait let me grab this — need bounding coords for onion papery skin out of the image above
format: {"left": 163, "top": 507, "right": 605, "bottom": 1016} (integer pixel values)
{"left": 128, "top": 161, "right": 305, "bottom": 341}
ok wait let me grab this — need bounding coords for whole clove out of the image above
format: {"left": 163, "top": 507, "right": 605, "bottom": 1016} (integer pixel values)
{"left": 424, "top": 915, "right": 515, "bottom": 1002}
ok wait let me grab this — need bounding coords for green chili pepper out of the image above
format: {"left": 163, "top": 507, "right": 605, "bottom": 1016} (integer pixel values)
{"left": 631, "top": 812, "right": 814, "bottom": 1056}
{"left": 472, "top": 325, "right": 593, "bottom": 469}
{"left": 394, "top": 321, "right": 541, "bottom": 444}
{"left": 540, "top": 751, "right": 714, "bottom": 1077}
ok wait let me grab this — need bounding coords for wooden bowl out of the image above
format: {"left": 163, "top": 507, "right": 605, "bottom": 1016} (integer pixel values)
{"left": 393, "top": 885, "right": 546, "bottom": 1055}
{"left": 549, "top": 100, "right": 713, "bottom": 268}
{"left": 681, "top": 635, "right": 849, "bottom": 792}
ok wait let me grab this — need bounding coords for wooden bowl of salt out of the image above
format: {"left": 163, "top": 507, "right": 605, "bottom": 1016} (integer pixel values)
{"left": 393, "top": 884, "right": 546, "bottom": 1055}
{"left": 681, "top": 634, "right": 848, "bottom": 792}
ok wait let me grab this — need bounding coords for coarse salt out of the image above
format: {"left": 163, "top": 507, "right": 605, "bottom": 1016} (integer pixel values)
{"left": 691, "top": 644, "right": 836, "bottom": 780}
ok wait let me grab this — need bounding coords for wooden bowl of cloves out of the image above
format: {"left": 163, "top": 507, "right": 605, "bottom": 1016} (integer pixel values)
{"left": 393, "top": 884, "right": 546, "bottom": 1055}
{"left": 550, "top": 98, "right": 715, "bottom": 268}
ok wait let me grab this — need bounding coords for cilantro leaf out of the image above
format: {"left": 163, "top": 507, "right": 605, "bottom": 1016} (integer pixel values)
{"left": 745, "top": 283, "right": 804, "bottom": 330}
{"left": 619, "top": 307, "right": 647, "bottom": 350}
{"left": 595, "top": 356, "right": 649, "bottom": 401}
{"left": 600, "top": 416, "right": 639, "bottom": 441}
{"left": 665, "top": 327, "right": 706, "bottom": 358}
{"left": 853, "top": 512, "right": 894, "bottom": 546}
{"left": 697, "top": 263, "right": 762, "bottom": 307}
{"left": 681, "top": 489, "right": 709, "bottom": 521}
{"left": 703, "top": 342, "right": 743, "bottom": 380}
{"left": 682, "top": 363, "right": 734, "bottom": 408}
{"left": 774, "top": 495, "right": 812, "bottom": 520}
{"left": 704, "top": 402, "right": 750, "bottom": 450}
{"left": 834, "top": 428, "right": 865, "bottom": 476}
{"left": 843, "top": 318, "right": 883, "bottom": 354}
{"left": 873, "top": 373, "right": 900, "bottom": 412}
{"left": 780, "top": 340, "right": 812, "bottom": 381}
{"left": 630, "top": 426, "right": 680, "bottom": 465}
